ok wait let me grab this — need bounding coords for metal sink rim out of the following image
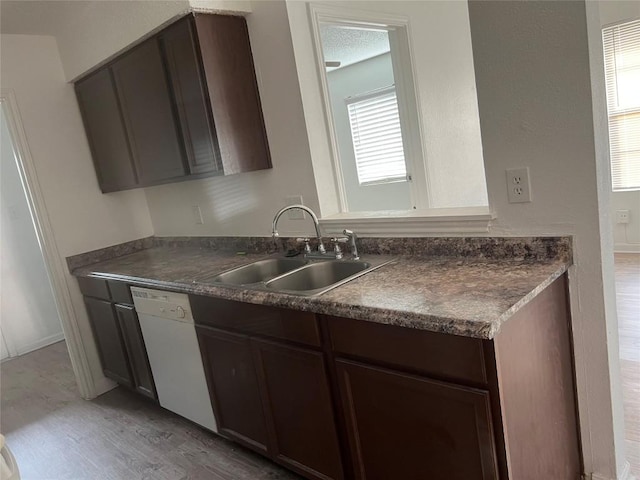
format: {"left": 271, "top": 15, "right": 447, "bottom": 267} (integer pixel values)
{"left": 195, "top": 255, "right": 396, "bottom": 297}
{"left": 201, "top": 257, "right": 309, "bottom": 286}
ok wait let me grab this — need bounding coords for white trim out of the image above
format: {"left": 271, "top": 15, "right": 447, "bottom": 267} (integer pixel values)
{"left": 307, "top": 2, "right": 429, "bottom": 212}
{"left": 0, "top": 91, "right": 97, "bottom": 399}
{"left": 14, "top": 333, "right": 65, "bottom": 357}
{"left": 319, "top": 207, "right": 494, "bottom": 236}
{"left": 591, "top": 461, "right": 636, "bottom": 480}
{"left": 614, "top": 243, "right": 640, "bottom": 253}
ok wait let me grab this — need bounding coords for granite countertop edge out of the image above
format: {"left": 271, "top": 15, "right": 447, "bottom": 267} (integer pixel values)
{"left": 74, "top": 256, "right": 570, "bottom": 340}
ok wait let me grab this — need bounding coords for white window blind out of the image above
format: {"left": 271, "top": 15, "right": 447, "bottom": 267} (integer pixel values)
{"left": 346, "top": 86, "right": 407, "bottom": 186}
{"left": 603, "top": 19, "right": 640, "bottom": 191}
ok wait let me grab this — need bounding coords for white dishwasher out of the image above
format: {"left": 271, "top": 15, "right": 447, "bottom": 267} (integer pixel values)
{"left": 131, "top": 287, "right": 217, "bottom": 432}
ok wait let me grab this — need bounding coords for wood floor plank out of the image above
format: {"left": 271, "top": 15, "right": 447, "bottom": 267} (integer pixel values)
{"left": 615, "top": 253, "right": 640, "bottom": 477}
{"left": 1, "top": 341, "right": 301, "bottom": 480}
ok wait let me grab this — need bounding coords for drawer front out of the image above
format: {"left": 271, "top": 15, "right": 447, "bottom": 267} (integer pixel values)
{"left": 327, "top": 316, "right": 487, "bottom": 385}
{"left": 77, "top": 276, "right": 110, "bottom": 301}
{"left": 108, "top": 280, "right": 134, "bottom": 305}
{"left": 190, "top": 296, "right": 321, "bottom": 347}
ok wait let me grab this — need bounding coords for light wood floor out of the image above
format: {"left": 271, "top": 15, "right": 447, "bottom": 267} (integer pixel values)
{"left": 0, "top": 341, "right": 301, "bottom": 480}
{"left": 616, "top": 253, "right": 640, "bottom": 477}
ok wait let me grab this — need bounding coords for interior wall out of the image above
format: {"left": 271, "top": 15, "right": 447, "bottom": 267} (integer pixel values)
{"left": 1, "top": 109, "right": 63, "bottom": 356}
{"left": 326, "top": 53, "right": 412, "bottom": 212}
{"left": 0, "top": 34, "right": 155, "bottom": 392}
{"left": 287, "top": 0, "right": 489, "bottom": 214}
{"left": 468, "top": 1, "right": 625, "bottom": 478}
{"left": 144, "top": 0, "right": 321, "bottom": 238}
{"left": 599, "top": 1, "right": 640, "bottom": 253}
{"left": 0, "top": 0, "right": 251, "bottom": 82}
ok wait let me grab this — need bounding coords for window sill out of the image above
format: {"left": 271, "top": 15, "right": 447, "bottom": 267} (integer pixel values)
{"left": 319, "top": 207, "right": 495, "bottom": 236}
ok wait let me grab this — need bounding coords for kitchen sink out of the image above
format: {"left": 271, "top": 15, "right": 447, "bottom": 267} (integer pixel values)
{"left": 265, "top": 260, "right": 371, "bottom": 294}
{"left": 200, "top": 256, "right": 395, "bottom": 296}
{"left": 206, "top": 257, "right": 308, "bottom": 285}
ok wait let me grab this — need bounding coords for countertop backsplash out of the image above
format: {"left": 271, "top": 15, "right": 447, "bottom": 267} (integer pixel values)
{"left": 67, "top": 235, "right": 572, "bottom": 272}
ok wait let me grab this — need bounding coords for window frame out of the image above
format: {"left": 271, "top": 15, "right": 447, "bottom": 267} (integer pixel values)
{"left": 303, "top": 2, "right": 492, "bottom": 235}
{"left": 602, "top": 18, "right": 640, "bottom": 192}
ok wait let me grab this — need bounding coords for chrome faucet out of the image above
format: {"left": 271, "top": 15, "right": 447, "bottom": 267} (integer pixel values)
{"left": 272, "top": 205, "right": 326, "bottom": 255}
{"left": 343, "top": 229, "right": 359, "bottom": 260}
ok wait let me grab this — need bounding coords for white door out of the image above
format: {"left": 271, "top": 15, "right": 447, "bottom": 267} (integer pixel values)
{"left": 1, "top": 105, "right": 64, "bottom": 356}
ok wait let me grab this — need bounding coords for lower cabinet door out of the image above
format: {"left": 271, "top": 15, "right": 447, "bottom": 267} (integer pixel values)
{"left": 336, "top": 359, "right": 498, "bottom": 480}
{"left": 83, "top": 297, "right": 133, "bottom": 387}
{"left": 196, "top": 327, "right": 269, "bottom": 454}
{"left": 252, "top": 338, "right": 344, "bottom": 480}
{"left": 115, "top": 304, "right": 156, "bottom": 400}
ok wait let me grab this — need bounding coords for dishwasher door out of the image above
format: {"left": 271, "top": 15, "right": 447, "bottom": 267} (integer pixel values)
{"left": 133, "top": 287, "right": 217, "bottom": 433}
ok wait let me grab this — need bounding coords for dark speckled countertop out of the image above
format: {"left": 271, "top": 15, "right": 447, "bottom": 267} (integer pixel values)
{"left": 72, "top": 241, "right": 570, "bottom": 340}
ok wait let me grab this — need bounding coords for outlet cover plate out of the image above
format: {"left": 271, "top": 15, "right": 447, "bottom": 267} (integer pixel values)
{"left": 506, "top": 167, "right": 532, "bottom": 203}
{"left": 616, "top": 210, "right": 630, "bottom": 224}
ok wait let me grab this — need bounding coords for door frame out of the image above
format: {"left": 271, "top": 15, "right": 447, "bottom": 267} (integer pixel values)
{"left": 0, "top": 90, "right": 95, "bottom": 398}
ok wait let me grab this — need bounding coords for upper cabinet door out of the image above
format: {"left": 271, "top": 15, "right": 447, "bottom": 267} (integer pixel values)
{"left": 111, "top": 39, "right": 187, "bottom": 185}
{"left": 75, "top": 69, "right": 138, "bottom": 192}
{"left": 160, "top": 17, "right": 221, "bottom": 176}
{"left": 195, "top": 14, "right": 272, "bottom": 174}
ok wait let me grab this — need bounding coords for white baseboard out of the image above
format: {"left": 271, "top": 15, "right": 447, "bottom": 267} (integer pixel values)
{"left": 15, "top": 332, "right": 65, "bottom": 356}
{"left": 88, "top": 375, "right": 118, "bottom": 400}
{"left": 614, "top": 243, "right": 640, "bottom": 253}
{"left": 591, "top": 461, "right": 636, "bottom": 480}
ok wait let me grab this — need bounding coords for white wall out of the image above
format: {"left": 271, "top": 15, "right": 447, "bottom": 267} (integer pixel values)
{"left": 468, "top": 2, "right": 625, "bottom": 478}
{"left": 1, "top": 109, "right": 63, "bottom": 355}
{"left": 287, "top": 0, "right": 489, "bottom": 214}
{"left": 0, "top": 0, "right": 252, "bottom": 82}
{"left": 144, "top": 0, "right": 321, "bottom": 238}
{"left": 599, "top": 1, "right": 640, "bottom": 253}
{"left": 0, "top": 34, "right": 155, "bottom": 393}
{"left": 326, "top": 53, "right": 412, "bottom": 212}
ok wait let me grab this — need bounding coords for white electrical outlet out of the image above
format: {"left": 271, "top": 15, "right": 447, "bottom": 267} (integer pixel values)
{"left": 506, "top": 167, "right": 532, "bottom": 203}
{"left": 192, "top": 205, "right": 204, "bottom": 225}
{"left": 616, "top": 210, "right": 630, "bottom": 224}
{"left": 286, "top": 195, "right": 305, "bottom": 220}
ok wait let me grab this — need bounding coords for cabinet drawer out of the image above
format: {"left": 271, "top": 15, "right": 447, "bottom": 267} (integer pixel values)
{"left": 190, "top": 296, "right": 321, "bottom": 347}
{"left": 108, "top": 280, "right": 133, "bottom": 305}
{"left": 327, "top": 316, "right": 487, "bottom": 385}
{"left": 77, "top": 276, "right": 110, "bottom": 301}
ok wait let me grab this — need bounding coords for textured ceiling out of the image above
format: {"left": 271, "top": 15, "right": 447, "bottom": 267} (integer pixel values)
{"left": 319, "top": 24, "right": 390, "bottom": 71}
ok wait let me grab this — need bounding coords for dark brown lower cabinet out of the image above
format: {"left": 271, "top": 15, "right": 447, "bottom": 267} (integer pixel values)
{"left": 80, "top": 277, "right": 156, "bottom": 400}
{"left": 335, "top": 359, "right": 498, "bottom": 480}
{"left": 84, "top": 297, "right": 133, "bottom": 387}
{"left": 115, "top": 304, "right": 156, "bottom": 399}
{"left": 196, "top": 327, "right": 269, "bottom": 454}
{"left": 252, "top": 338, "right": 343, "bottom": 480}
{"left": 188, "top": 275, "right": 580, "bottom": 480}
{"left": 195, "top": 323, "right": 343, "bottom": 480}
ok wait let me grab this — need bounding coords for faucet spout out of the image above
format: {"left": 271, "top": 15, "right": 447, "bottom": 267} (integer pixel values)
{"left": 272, "top": 205, "right": 326, "bottom": 254}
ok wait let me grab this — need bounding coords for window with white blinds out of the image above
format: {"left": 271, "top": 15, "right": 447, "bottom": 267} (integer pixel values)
{"left": 346, "top": 86, "right": 407, "bottom": 186}
{"left": 603, "top": 19, "right": 640, "bottom": 191}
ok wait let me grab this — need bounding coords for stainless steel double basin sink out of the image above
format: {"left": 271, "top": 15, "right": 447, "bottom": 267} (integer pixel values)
{"left": 197, "top": 256, "right": 394, "bottom": 296}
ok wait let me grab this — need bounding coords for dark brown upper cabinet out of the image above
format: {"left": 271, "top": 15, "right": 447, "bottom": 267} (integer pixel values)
{"left": 75, "top": 13, "right": 271, "bottom": 193}
{"left": 75, "top": 69, "right": 138, "bottom": 192}
{"left": 159, "top": 16, "right": 221, "bottom": 176}
{"left": 192, "top": 14, "right": 270, "bottom": 175}
{"left": 112, "top": 38, "right": 187, "bottom": 185}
